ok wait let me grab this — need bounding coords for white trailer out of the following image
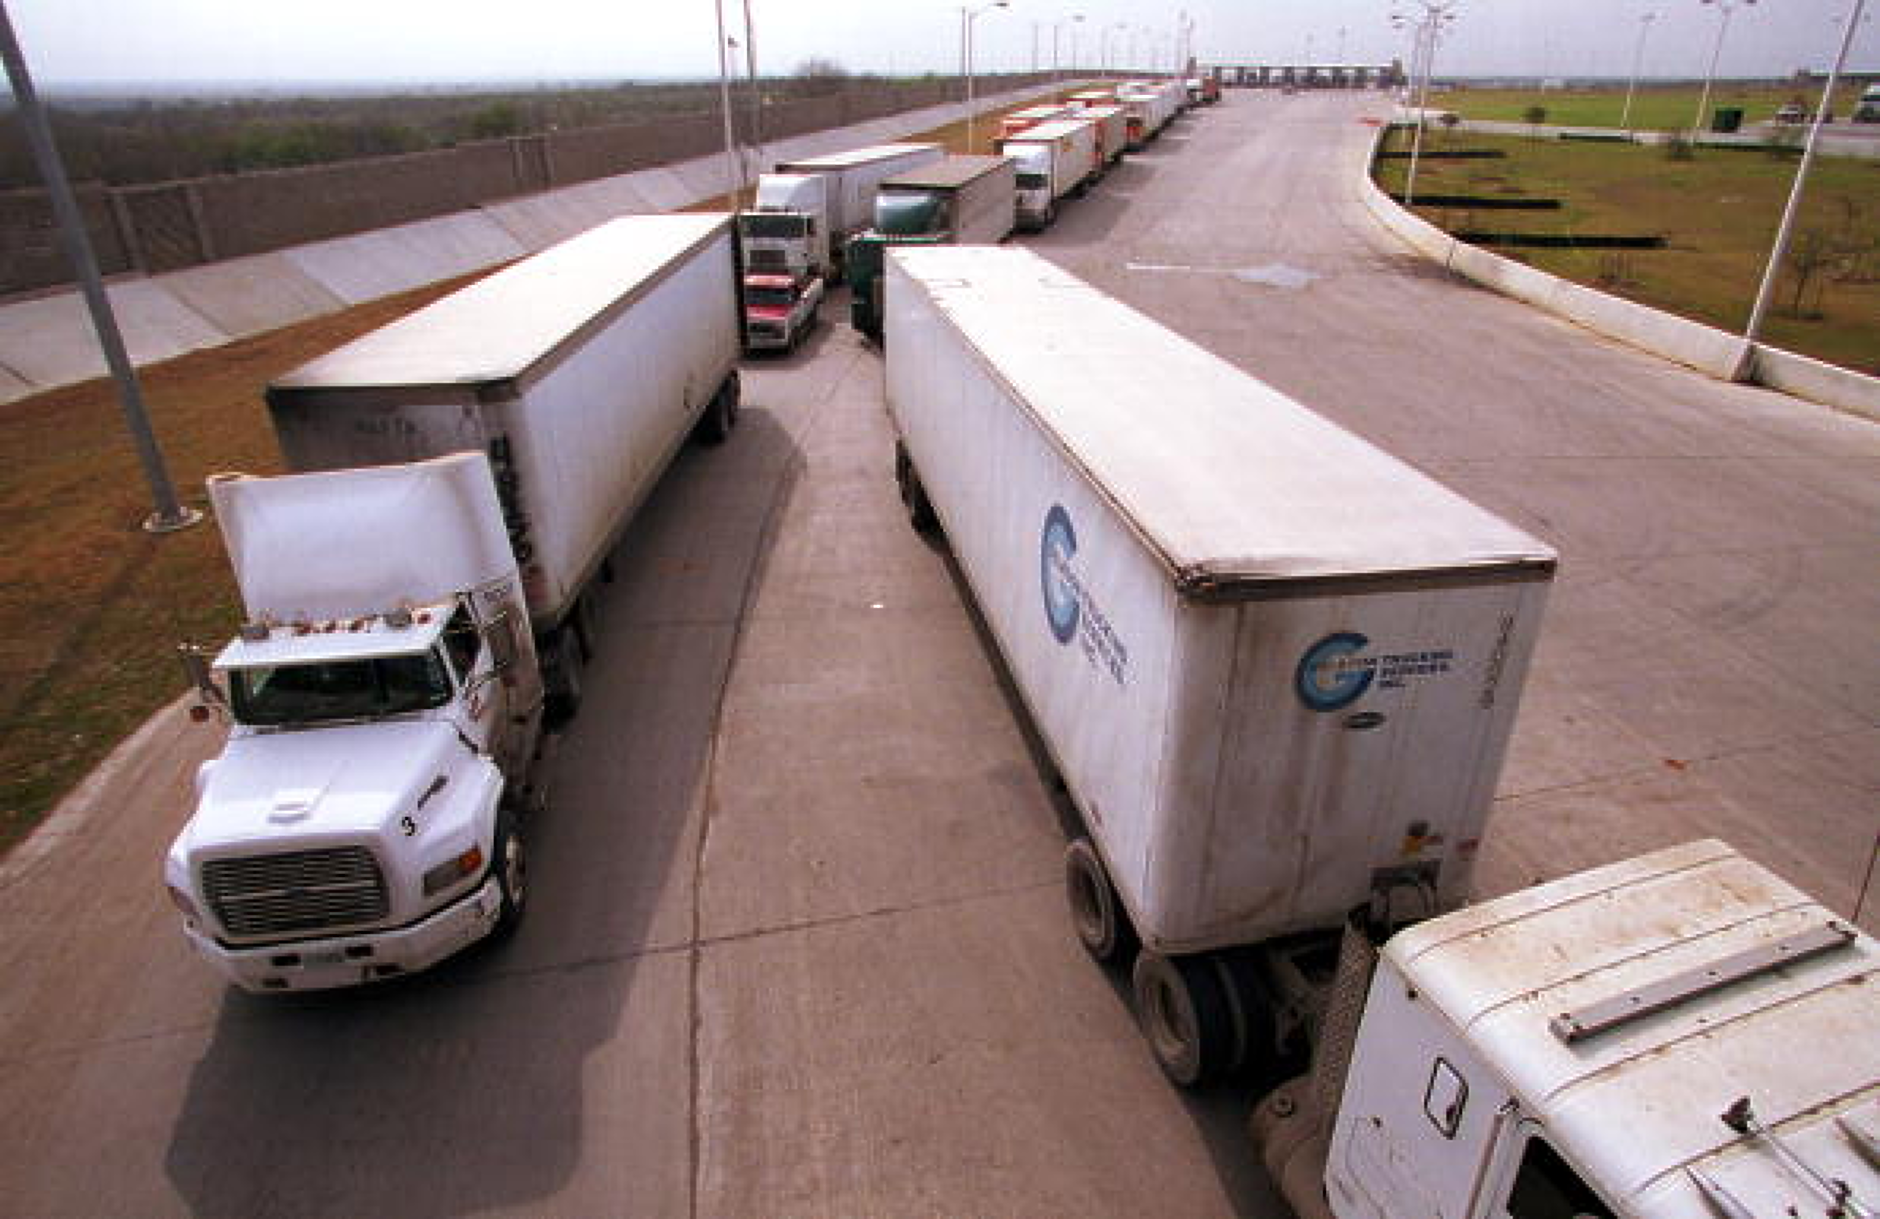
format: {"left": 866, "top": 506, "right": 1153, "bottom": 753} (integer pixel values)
{"left": 749, "top": 143, "right": 943, "bottom": 278}
{"left": 1116, "top": 91, "right": 1157, "bottom": 150}
{"left": 739, "top": 173, "right": 832, "bottom": 282}
{"left": 847, "top": 154, "right": 1018, "bottom": 339}
{"left": 167, "top": 454, "right": 543, "bottom": 991}
{"left": 267, "top": 212, "right": 742, "bottom": 717}
{"left": 998, "top": 103, "right": 1069, "bottom": 140}
{"left": 995, "top": 118, "right": 1100, "bottom": 230}
{"left": 1080, "top": 104, "right": 1130, "bottom": 166}
{"left": 1255, "top": 839, "right": 1880, "bottom": 1219}
{"left": 883, "top": 245, "right": 1555, "bottom": 1083}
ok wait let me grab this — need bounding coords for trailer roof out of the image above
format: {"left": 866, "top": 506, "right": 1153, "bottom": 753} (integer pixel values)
{"left": 880, "top": 155, "right": 1013, "bottom": 191}
{"left": 1386, "top": 840, "right": 1880, "bottom": 1216}
{"left": 889, "top": 246, "right": 1553, "bottom": 593}
{"left": 269, "top": 213, "right": 728, "bottom": 395}
{"left": 1002, "top": 117, "right": 1096, "bottom": 144}
{"left": 773, "top": 142, "right": 938, "bottom": 171}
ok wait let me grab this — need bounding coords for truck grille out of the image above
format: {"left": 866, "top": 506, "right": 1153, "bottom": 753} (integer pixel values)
{"left": 747, "top": 249, "right": 787, "bottom": 271}
{"left": 201, "top": 847, "right": 389, "bottom": 940}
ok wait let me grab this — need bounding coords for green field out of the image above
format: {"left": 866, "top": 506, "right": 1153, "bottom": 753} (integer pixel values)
{"left": 1374, "top": 127, "right": 1880, "bottom": 373}
{"left": 1434, "top": 82, "right": 1870, "bottom": 132}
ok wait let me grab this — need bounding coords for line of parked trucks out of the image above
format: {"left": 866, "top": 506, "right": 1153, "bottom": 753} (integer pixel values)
{"left": 161, "top": 82, "right": 1877, "bottom": 1219}
{"left": 729, "top": 79, "right": 1198, "bottom": 342}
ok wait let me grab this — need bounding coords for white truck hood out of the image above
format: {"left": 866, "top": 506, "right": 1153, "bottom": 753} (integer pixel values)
{"left": 180, "top": 720, "right": 469, "bottom": 853}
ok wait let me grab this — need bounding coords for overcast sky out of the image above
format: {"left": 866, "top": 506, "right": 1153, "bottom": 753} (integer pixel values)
{"left": 6, "top": 0, "right": 1876, "bottom": 90}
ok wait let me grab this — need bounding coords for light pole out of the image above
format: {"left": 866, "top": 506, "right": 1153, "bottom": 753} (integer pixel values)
{"left": 1069, "top": 13, "right": 1085, "bottom": 79}
{"left": 1620, "top": 11, "right": 1658, "bottom": 137}
{"left": 713, "top": 0, "right": 740, "bottom": 210}
{"left": 1393, "top": 1, "right": 1457, "bottom": 208}
{"left": 1101, "top": 23, "right": 1126, "bottom": 75}
{"left": 963, "top": 1, "right": 1009, "bottom": 152}
{"left": 739, "top": 0, "right": 763, "bottom": 174}
{"left": 1692, "top": 0, "right": 1756, "bottom": 141}
{"left": 1742, "top": 0, "right": 1868, "bottom": 358}
{"left": 0, "top": 0, "right": 198, "bottom": 533}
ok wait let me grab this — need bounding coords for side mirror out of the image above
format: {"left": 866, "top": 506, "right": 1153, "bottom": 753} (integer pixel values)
{"left": 177, "top": 644, "right": 229, "bottom": 723}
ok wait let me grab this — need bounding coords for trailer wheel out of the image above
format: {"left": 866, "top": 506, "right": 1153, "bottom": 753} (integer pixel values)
{"left": 894, "top": 446, "right": 939, "bottom": 534}
{"left": 1065, "top": 838, "right": 1138, "bottom": 965}
{"left": 1133, "top": 950, "right": 1235, "bottom": 1088}
{"left": 697, "top": 387, "right": 734, "bottom": 446}
{"left": 573, "top": 591, "right": 601, "bottom": 662}
{"left": 546, "top": 630, "right": 584, "bottom": 724}
{"left": 492, "top": 813, "right": 528, "bottom": 935}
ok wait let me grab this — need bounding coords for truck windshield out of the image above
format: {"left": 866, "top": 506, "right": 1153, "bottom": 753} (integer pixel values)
{"left": 229, "top": 651, "right": 453, "bottom": 726}
{"left": 739, "top": 213, "right": 808, "bottom": 239}
{"left": 876, "top": 192, "right": 944, "bottom": 236}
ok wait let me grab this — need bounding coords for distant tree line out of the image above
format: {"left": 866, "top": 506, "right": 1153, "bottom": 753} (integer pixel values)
{"left": 0, "top": 63, "right": 955, "bottom": 190}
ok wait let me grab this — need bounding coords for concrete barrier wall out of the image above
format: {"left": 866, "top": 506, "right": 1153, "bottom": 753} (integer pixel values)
{"left": 1750, "top": 346, "right": 1880, "bottom": 423}
{"left": 0, "top": 79, "right": 1083, "bottom": 403}
{"left": 1361, "top": 124, "right": 1879, "bottom": 418}
{"left": 0, "top": 76, "right": 1056, "bottom": 299}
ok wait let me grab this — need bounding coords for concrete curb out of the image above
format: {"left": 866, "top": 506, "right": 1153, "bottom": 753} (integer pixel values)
{"left": 0, "top": 694, "right": 194, "bottom": 891}
{"left": 1360, "top": 124, "right": 1880, "bottom": 423}
{"left": 0, "top": 81, "right": 1082, "bottom": 406}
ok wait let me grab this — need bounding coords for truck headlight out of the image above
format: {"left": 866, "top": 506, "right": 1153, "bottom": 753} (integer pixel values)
{"left": 422, "top": 846, "right": 485, "bottom": 897}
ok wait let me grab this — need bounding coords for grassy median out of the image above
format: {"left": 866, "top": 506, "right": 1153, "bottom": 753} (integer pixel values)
{"left": 1434, "top": 82, "right": 1870, "bottom": 132}
{"left": 1374, "top": 126, "right": 1880, "bottom": 373}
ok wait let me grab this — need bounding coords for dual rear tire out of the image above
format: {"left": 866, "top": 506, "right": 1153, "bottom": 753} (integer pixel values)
{"left": 1064, "top": 837, "right": 1274, "bottom": 1089}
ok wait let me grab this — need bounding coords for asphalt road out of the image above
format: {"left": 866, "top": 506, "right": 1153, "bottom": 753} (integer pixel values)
{"left": 1, "top": 89, "right": 1874, "bottom": 1218}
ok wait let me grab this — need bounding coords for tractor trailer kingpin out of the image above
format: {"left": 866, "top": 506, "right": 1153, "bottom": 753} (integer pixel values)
{"left": 165, "top": 213, "right": 742, "bottom": 992}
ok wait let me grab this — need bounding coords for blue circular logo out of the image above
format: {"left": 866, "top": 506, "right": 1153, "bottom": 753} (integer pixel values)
{"left": 1296, "top": 632, "right": 1374, "bottom": 712}
{"left": 1040, "top": 504, "right": 1080, "bottom": 645}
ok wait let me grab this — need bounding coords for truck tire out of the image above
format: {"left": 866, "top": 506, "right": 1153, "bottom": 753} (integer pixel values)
{"left": 894, "top": 444, "right": 939, "bottom": 534}
{"left": 1065, "top": 838, "right": 1138, "bottom": 965}
{"left": 492, "top": 812, "right": 528, "bottom": 935}
{"left": 1133, "top": 950, "right": 1235, "bottom": 1088}
{"left": 696, "top": 386, "right": 734, "bottom": 446}
{"left": 547, "top": 629, "right": 584, "bottom": 724}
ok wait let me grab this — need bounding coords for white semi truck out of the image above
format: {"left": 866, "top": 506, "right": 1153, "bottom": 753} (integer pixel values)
{"left": 885, "top": 246, "right": 1880, "bottom": 1217}
{"left": 737, "top": 143, "right": 942, "bottom": 282}
{"left": 883, "top": 245, "right": 1556, "bottom": 1083}
{"left": 165, "top": 213, "right": 743, "bottom": 993}
{"left": 995, "top": 118, "right": 1100, "bottom": 230}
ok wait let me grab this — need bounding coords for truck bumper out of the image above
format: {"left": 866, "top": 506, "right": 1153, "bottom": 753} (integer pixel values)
{"left": 183, "top": 876, "right": 504, "bottom": 993}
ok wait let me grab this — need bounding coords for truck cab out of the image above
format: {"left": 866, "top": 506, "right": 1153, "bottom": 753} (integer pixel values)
{"left": 737, "top": 174, "right": 831, "bottom": 281}
{"left": 1255, "top": 841, "right": 1880, "bottom": 1218}
{"left": 742, "top": 271, "right": 823, "bottom": 353}
{"left": 165, "top": 457, "right": 543, "bottom": 993}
